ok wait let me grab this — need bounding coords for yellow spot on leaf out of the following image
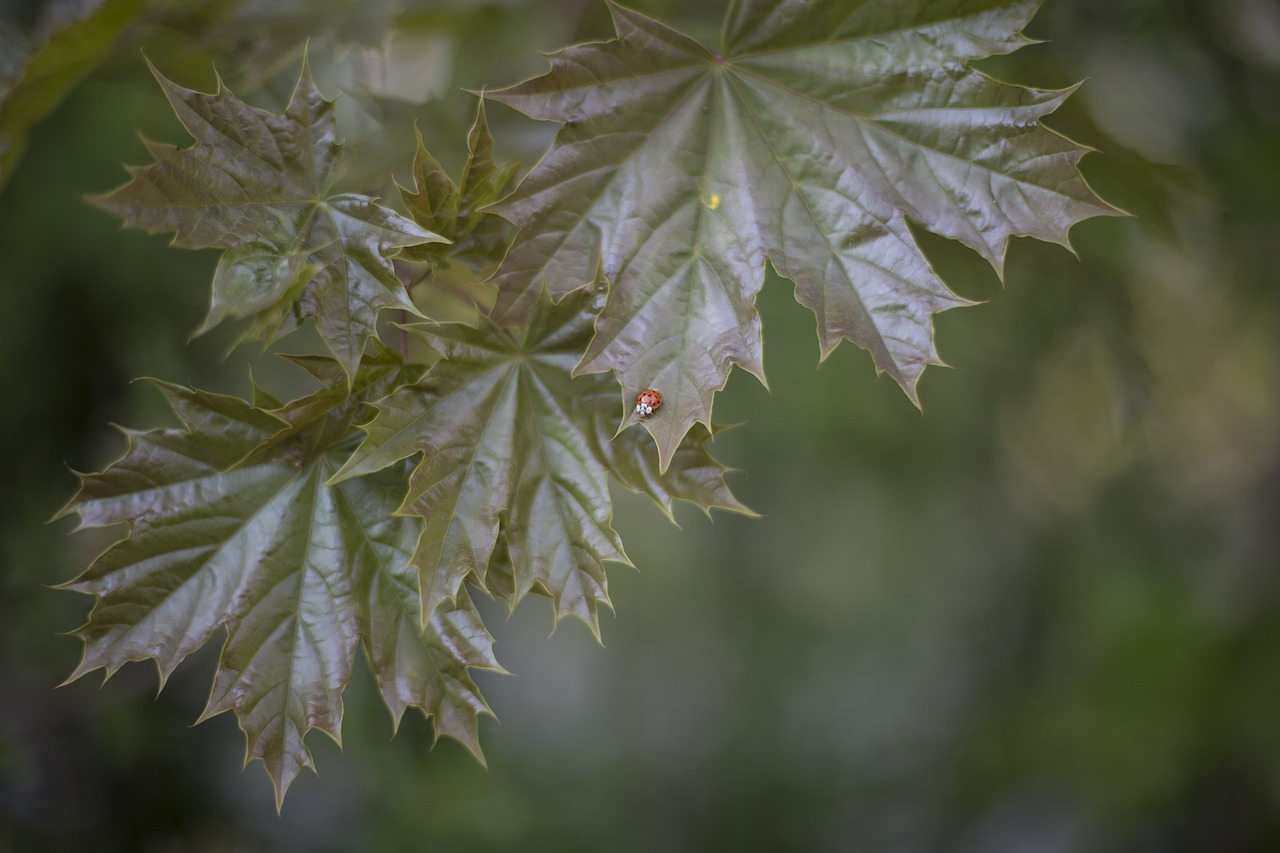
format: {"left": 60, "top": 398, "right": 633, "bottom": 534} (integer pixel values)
{"left": 704, "top": 193, "right": 720, "bottom": 210}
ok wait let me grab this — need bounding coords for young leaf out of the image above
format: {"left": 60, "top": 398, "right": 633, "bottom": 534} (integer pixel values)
{"left": 59, "top": 369, "right": 499, "bottom": 810}
{"left": 486, "top": 0, "right": 1116, "bottom": 467}
{"left": 94, "top": 60, "right": 444, "bottom": 382}
{"left": 400, "top": 99, "right": 520, "bottom": 277}
{"left": 333, "top": 288, "right": 750, "bottom": 637}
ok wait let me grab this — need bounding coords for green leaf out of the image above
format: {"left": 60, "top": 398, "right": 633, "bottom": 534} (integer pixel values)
{"left": 400, "top": 98, "right": 520, "bottom": 277}
{"left": 0, "top": 0, "right": 146, "bottom": 192}
{"left": 334, "top": 288, "right": 750, "bottom": 637}
{"left": 486, "top": 0, "right": 1116, "bottom": 466}
{"left": 255, "top": 339, "right": 418, "bottom": 442}
{"left": 59, "top": 367, "right": 499, "bottom": 809}
{"left": 94, "top": 59, "right": 445, "bottom": 382}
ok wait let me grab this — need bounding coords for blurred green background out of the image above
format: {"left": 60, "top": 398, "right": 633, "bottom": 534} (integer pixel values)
{"left": 2, "top": 0, "right": 1279, "bottom": 850}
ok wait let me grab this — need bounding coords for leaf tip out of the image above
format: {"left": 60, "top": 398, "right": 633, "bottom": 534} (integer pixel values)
{"left": 82, "top": 187, "right": 119, "bottom": 216}
{"left": 153, "top": 660, "right": 175, "bottom": 697}
{"left": 48, "top": 489, "right": 81, "bottom": 525}
{"left": 435, "top": 723, "right": 489, "bottom": 769}
{"left": 140, "top": 51, "right": 162, "bottom": 82}
{"left": 56, "top": 656, "right": 97, "bottom": 690}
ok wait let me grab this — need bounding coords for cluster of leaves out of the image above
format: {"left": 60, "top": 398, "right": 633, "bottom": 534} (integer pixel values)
{"left": 51, "top": 0, "right": 1114, "bottom": 806}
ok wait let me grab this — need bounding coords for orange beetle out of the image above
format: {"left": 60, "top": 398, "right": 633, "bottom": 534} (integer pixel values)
{"left": 635, "top": 389, "right": 662, "bottom": 418}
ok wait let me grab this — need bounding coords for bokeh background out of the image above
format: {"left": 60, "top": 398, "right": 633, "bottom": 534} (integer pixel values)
{"left": 2, "top": 0, "right": 1279, "bottom": 850}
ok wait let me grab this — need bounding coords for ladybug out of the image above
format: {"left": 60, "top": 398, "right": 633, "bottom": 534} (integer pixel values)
{"left": 635, "top": 388, "right": 662, "bottom": 418}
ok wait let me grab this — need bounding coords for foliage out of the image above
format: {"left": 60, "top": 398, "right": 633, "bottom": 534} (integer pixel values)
{"left": 20, "top": 0, "right": 1114, "bottom": 805}
{"left": 487, "top": 0, "right": 1116, "bottom": 463}
{"left": 93, "top": 61, "right": 442, "bottom": 380}
{"left": 57, "top": 356, "right": 499, "bottom": 809}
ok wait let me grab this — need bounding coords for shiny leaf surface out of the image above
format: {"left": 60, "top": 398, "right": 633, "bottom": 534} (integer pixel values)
{"left": 488, "top": 0, "right": 1115, "bottom": 466}
{"left": 334, "top": 288, "right": 750, "bottom": 637}
{"left": 59, "top": 367, "right": 499, "bottom": 809}
{"left": 94, "top": 60, "right": 444, "bottom": 381}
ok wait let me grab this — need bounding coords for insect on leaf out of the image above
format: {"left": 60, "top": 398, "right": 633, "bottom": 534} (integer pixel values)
{"left": 333, "top": 287, "right": 751, "bottom": 637}
{"left": 486, "top": 0, "right": 1117, "bottom": 467}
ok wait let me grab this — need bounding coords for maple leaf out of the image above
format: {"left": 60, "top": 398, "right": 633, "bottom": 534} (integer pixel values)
{"left": 58, "top": 358, "right": 500, "bottom": 810}
{"left": 486, "top": 0, "right": 1117, "bottom": 467}
{"left": 400, "top": 98, "right": 520, "bottom": 278}
{"left": 332, "top": 287, "right": 751, "bottom": 637}
{"left": 94, "top": 59, "right": 444, "bottom": 382}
